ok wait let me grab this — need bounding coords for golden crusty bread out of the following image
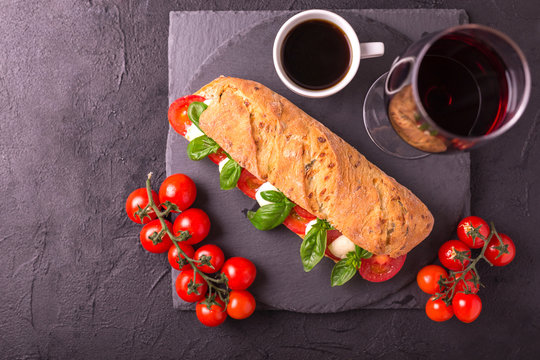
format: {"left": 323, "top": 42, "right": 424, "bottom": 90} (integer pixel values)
{"left": 195, "top": 77, "right": 433, "bottom": 257}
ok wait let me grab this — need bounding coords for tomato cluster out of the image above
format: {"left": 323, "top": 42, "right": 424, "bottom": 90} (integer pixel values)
{"left": 417, "top": 216, "right": 516, "bottom": 323}
{"left": 126, "top": 173, "right": 257, "bottom": 327}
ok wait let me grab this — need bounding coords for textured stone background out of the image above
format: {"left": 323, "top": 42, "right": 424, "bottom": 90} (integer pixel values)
{"left": 0, "top": 1, "right": 538, "bottom": 359}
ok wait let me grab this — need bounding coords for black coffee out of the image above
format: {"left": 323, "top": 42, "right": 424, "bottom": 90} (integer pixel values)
{"left": 281, "top": 20, "right": 351, "bottom": 90}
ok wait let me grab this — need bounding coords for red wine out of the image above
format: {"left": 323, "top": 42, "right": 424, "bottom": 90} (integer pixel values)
{"left": 417, "top": 35, "right": 509, "bottom": 137}
{"left": 282, "top": 20, "right": 351, "bottom": 90}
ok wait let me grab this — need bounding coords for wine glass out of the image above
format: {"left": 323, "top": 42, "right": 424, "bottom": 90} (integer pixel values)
{"left": 363, "top": 24, "right": 531, "bottom": 159}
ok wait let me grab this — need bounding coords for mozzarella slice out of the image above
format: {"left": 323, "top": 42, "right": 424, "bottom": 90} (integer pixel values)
{"left": 328, "top": 235, "right": 356, "bottom": 259}
{"left": 255, "top": 182, "right": 280, "bottom": 207}
{"left": 218, "top": 158, "right": 231, "bottom": 173}
{"left": 203, "top": 99, "right": 212, "bottom": 106}
{"left": 304, "top": 219, "right": 319, "bottom": 236}
{"left": 184, "top": 124, "right": 205, "bottom": 141}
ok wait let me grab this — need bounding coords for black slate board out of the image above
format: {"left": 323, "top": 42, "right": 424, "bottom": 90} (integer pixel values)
{"left": 168, "top": 11, "right": 470, "bottom": 312}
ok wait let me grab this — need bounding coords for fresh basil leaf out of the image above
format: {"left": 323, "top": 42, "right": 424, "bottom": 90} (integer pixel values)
{"left": 219, "top": 159, "right": 242, "bottom": 190}
{"left": 355, "top": 245, "right": 372, "bottom": 259}
{"left": 300, "top": 220, "right": 331, "bottom": 272}
{"left": 260, "top": 190, "right": 286, "bottom": 203}
{"left": 345, "top": 250, "right": 361, "bottom": 269}
{"left": 187, "top": 135, "right": 220, "bottom": 161}
{"left": 187, "top": 101, "right": 207, "bottom": 129}
{"left": 331, "top": 259, "right": 357, "bottom": 286}
{"left": 247, "top": 201, "right": 294, "bottom": 231}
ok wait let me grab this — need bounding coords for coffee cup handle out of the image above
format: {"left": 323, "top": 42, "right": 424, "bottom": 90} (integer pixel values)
{"left": 360, "top": 42, "right": 385, "bottom": 59}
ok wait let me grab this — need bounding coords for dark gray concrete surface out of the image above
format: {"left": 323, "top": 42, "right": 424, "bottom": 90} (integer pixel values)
{"left": 0, "top": 1, "right": 538, "bottom": 359}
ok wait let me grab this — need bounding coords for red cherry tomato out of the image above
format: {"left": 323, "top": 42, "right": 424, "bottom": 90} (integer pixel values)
{"left": 196, "top": 298, "right": 227, "bottom": 327}
{"left": 159, "top": 173, "right": 197, "bottom": 212}
{"left": 139, "top": 220, "right": 173, "bottom": 253}
{"left": 457, "top": 216, "right": 490, "bottom": 249}
{"left": 222, "top": 257, "right": 257, "bottom": 290}
{"left": 173, "top": 208, "right": 211, "bottom": 245}
{"left": 324, "top": 230, "right": 343, "bottom": 262}
{"left": 227, "top": 290, "right": 256, "bottom": 320}
{"left": 167, "top": 243, "right": 195, "bottom": 271}
{"left": 425, "top": 297, "right": 454, "bottom": 322}
{"left": 293, "top": 205, "right": 316, "bottom": 220}
{"left": 208, "top": 149, "right": 228, "bottom": 165}
{"left": 283, "top": 208, "right": 311, "bottom": 235}
{"left": 236, "top": 169, "right": 264, "bottom": 199}
{"left": 450, "top": 270, "right": 479, "bottom": 294}
{"left": 175, "top": 269, "right": 208, "bottom": 303}
{"left": 484, "top": 233, "right": 516, "bottom": 266}
{"left": 417, "top": 265, "right": 448, "bottom": 295}
{"left": 438, "top": 240, "right": 471, "bottom": 271}
{"left": 168, "top": 95, "right": 205, "bottom": 136}
{"left": 194, "top": 244, "right": 225, "bottom": 274}
{"left": 452, "top": 292, "right": 482, "bottom": 323}
{"left": 359, "top": 254, "right": 406, "bottom": 282}
{"left": 126, "top": 188, "right": 159, "bottom": 224}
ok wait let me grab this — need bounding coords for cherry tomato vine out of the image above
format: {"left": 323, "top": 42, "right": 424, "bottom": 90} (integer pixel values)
{"left": 143, "top": 173, "right": 231, "bottom": 305}
{"left": 128, "top": 172, "right": 257, "bottom": 326}
{"left": 435, "top": 223, "right": 510, "bottom": 302}
{"left": 418, "top": 217, "right": 516, "bottom": 323}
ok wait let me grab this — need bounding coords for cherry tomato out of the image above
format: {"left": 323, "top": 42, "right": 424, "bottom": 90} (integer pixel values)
{"left": 227, "top": 290, "right": 256, "bottom": 320}
{"left": 425, "top": 297, "right": 454, "bottom": 322}
{"left": 417, "top": 265, "right": 448, "bottom": 295}
{"left": 222, "top": 257, "right": 257, "bottom": 290}
{"left": 484, "top": 233, "right": 516, "bottom": 266}
{"left": 168, "top": 95, "right": 205, "bottom": 136}
{"left": 196, "top": 297, "right": 227, "bottom": 327}
{"left": 237, "top": 169, "right": 264, "bottom": 199}
{"left": 283, "top": 208, "right": 311, "bottom": 235}
{"left": 324, "top": 230, "right": 343, "bottom": 262}
{"left": 167, "top": 243, "right": 195, "bottom": 271}
{"left": 173, "top": 208, "right": 211, "bottom": 245}
{"left": 208, "top": 149, "right": 228, "bottom": 165}
{"left": 139, "top": 219, "right": 173, "bottom": 253}
{"left": 159, "top": 173, "right": 197, "bottom": 212}
{"left": 458, "top": 216, "right": 490, "bottom": 249}
{"left": 438, "top": 240, "right": 471, "bottom": 271}
{"left": 450, "top": 270, "right": 479, "bottom": 294}
{"left": 194, "top": 244, "right": 225, "bottom": 274}
{"left": 293, "top": 205, "right": 316, "bottom": 220}
{"left": 175, "top": 269, "right": 208, "bottom": 303}
{"left": 452, "top": 292, "right": 482, "bottom": 323}
{"left": 126, "top": 188, "right": 159, "bottom": 224}
{"left": 359, "top": 254, "right": 406, "bottom": 282}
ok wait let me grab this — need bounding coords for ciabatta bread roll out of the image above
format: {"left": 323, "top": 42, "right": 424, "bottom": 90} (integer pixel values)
{"left": 196, "top": 77, "right": 433, "bottom": 257}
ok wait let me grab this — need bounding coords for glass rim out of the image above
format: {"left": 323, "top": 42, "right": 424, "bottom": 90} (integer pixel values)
{"left": 410, "top": 24, "right": 532, "bottom": 142}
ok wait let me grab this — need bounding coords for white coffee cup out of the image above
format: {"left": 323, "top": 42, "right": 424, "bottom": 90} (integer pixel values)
{"left": 273, "top": 10, "right": 385, "bottom": 98}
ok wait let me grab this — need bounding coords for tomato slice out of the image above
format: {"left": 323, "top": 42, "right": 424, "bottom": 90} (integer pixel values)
{"left": 168, "top": 95, "right": 205, "bottom": 135}
{"left": 324, "top": 230, "right": 342, "bottom": 262}
{"left": 293, "top": 205, "right": 316, "bottom": 220}
{"left": 283, "top": 208, "right": 311, "bottom": 235}
{"left": 359, "top": 254, "right": 406, "bottom": 282}
{"left": 237, "top": 169, "right": 264, "bottom": 199}
{"left": 208, "top": 148, "right": 227, "bottom": 165}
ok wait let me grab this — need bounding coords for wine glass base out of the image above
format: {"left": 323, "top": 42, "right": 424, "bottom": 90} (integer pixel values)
{"left": 363, "top": 73, "right": 430, "bottom": 160}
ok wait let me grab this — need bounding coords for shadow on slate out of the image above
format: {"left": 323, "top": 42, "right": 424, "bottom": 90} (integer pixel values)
{"left": 168, "top": 12, "right": 470, "bottom": 312}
